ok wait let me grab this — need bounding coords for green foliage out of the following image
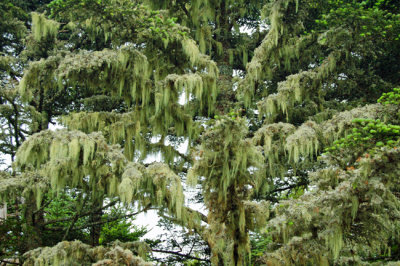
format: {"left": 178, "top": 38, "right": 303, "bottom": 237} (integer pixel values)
{"left": 378, "top": 87, "right": 400, "bottom": 105}
{"left": 0, "top": 203, "right": 26, "bottom": 260}
{"left": 99, "top": 211, "right": 147, "bottom": 245}
{"left": 42, "top": 193, "right": 90, "bottom": 245}
{"left": 249, "top": 231, "right": 272, "bottom": 265}
{"left": 0, "top": 0, "right": 27, "bottom": 53}
{"left": 325, "top": 88, "right": 400, "bottom": 163}
{"left": 326, "top": 118, "right": 400, "bottom": 154}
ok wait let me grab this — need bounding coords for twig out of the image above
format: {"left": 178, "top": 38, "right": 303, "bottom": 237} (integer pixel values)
{"left": 0, "top": 259, "right": 21, "bottom": 265}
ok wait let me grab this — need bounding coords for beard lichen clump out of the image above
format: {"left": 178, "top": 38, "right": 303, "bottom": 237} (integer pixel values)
{"left": 23, "top": 240, "right": 152, "bottom": 266}
{"left": 263, "top": 144, "right": 400, "bottom": 265}
{"left": 13, "top": 130, "right": 185, "bottom": 219}
{"left": 31, "top": 12, "right": 59, "bottom": 42}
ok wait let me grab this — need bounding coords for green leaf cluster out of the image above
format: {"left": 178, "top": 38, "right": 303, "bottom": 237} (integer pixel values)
{"left": 326, "top": 118, "right": 400, "bottom": 153}
{"left": 378, "top": 87, "right": 400, "bottom": 105}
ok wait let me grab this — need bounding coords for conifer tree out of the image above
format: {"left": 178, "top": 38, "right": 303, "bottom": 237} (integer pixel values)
{"left": 188, "top": 116, "right": 268, "bottom": 265}
{"left": 239, "top": 0, "right": 400, "bottom": 264}
{"left": 1, "top": 0, "right": 400, "bottom": 265}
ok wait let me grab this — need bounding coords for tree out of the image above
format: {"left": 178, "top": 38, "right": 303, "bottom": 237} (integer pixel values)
{"left": 239, "top": 0, "right": 400, "bottom": 264}
{"left": 0, "top": 0, "right": 400, "bottom": 265}
{"left": 187, "top": 116, "right": 268, "bottom": 265}
{"left": 2, "top": 0, "right": 216, "bottom": 263}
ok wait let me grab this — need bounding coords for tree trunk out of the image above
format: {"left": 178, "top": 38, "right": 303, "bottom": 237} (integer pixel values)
{"left": 24, "top": 196, "right": 43, "bottom": 252}
{"left": 89, "top": 198, "right": 103, "bottom": 246}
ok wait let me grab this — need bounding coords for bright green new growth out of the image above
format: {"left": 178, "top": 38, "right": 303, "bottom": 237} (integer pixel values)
{"left": 326, "top": 118, "right": 400, "bottom": 154}
{"left": 324, "top": 89, "right": 400, "bottom": 162}
{"left": 378, "top": 87, "right": 400, "bottom": 105}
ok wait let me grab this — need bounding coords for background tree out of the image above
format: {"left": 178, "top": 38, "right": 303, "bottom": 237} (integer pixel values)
{"left": 1, "top": 0, "right": 215, "bottom": 264}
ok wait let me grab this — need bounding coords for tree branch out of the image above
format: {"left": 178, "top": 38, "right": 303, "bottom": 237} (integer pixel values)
{"left": 158, "top": 210, "right": 208, "bottom": 244}
{"left": 152, "top": 249, "right": 210, "bottom": 263}
{"left": 185, "top": 206, "right": 207, "bottom": 224}
{"left": 0, "top": 259, "right": 21, "bottom": 265}
{"left": 46, "top": 204, "right": 153, "bottom": 231}
{"left": 43, "top": 199, "right": 119, "bottom": 226}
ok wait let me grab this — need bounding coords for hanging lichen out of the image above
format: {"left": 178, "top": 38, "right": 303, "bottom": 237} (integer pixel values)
{"left": 31, "top": 12, "right": 59, "bottom": 42}
{"left": 23, "top": 240, "right": 152, "bottom": 266}
{"left": 253, "top": 122, "right": 295, "bottom": 177}
{"left": 285, "top": 121, "right": 319, "bottom": 163}
{"left": 14, "top": 130, "right": 186, "bottom": 220}
{"left": 20, "top": 6, "right": 219, "bottom": 157}
{"left": 188, "top": 117, "right": 267, "bottom": 265}
{"left": 263, "top": 141, "right": 400, "bottom": 264}
{"left": 239, "top": 0, "right": 305, "bottom": 107}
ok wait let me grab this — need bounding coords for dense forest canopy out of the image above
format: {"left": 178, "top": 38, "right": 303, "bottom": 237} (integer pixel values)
{"left": 0, "top": 0, "right": 400, "bottom": 265}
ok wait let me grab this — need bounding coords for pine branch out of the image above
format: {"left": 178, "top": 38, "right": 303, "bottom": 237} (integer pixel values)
{"left": 46, "top": 204, "right": 153, "bottom": 231}
{"left": 151, "top": 249, "right": 210, "bottom": 263}
{"left": 32, "top": 198, "right": 52, "bottom": 215}
{"left": 43, "top": 199, "right": 119, "bottom": 226}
